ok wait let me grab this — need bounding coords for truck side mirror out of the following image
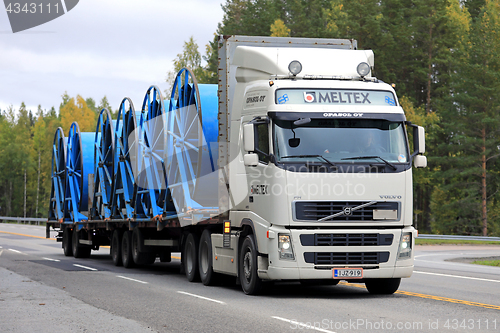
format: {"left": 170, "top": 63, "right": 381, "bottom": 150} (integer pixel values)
{"left": 413, "top": 155, "right": 427, "bottom": 168}
{"left": 244, "top": 153, "right": 259, "bottom": 166}
{"left": 413, "top": 126, "right": 425, "bottom": 155}
{"left": 243, "top": 123, "right": 255, "bottom": 152}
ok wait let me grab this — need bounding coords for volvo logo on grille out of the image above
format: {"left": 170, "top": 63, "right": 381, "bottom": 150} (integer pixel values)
{"left": 342, "top": 207, "right": 352, "bottom": 216}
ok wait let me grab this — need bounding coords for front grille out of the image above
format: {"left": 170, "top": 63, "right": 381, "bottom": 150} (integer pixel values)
{"left": 295, "top": 201, "right": 399, "bottom": 221}
{"left": 304, "top": 252, "right": 390, "bottom": 265}
{"left": 300, "top": 233, "right": 394, "bottom": 246}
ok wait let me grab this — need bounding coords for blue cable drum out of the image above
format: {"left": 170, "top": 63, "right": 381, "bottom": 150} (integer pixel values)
{"left": 166, "top": 68, "right": 219, "bottom": 219}
{"left": 135, "top": 86, "right": 167, "bottom": 220}
{"left": 91, "top": 109, "right": 115, "bottom": 220}
{"left": 64, "top": 122, "right": 95, "bottom": 222}
{"left": 48, "top": 127, "right": 67, "bottom": 222}
{"left": 111, "top": 98, "right": 142, "bottom": 219}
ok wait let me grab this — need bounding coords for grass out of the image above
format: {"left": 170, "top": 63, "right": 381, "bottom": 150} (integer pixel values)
{"left": 416, "top": 238, "right": 500, "bottom": 246}
{"left": 471, "top": 260, "right": 500, "bottom": 267}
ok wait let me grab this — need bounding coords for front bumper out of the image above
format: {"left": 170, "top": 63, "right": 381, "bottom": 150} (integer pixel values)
{"left": 258, "top": 226, "right": 415, "bottom": 281}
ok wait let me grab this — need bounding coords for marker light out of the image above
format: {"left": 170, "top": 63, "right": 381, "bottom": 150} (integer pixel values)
{"left": 288, "top": 60, "right": 302, "bottom": 76}
{"left": 357, "top": 62, "right": 371, "bottom": 77}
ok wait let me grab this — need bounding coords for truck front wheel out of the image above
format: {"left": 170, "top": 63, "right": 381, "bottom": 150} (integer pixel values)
{"left": 239, "top": 235, "right": 262, "bottom": 295}
{"left": 365, "top": 278, "right": 401, "bottom": 295}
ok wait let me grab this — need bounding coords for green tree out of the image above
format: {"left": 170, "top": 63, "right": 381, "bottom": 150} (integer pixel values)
{"left": 166, "top": 36, "right": 213, "bottom": 94}
{"left": 433, "top": 0, "right": 500, "bottom": 236}
{"left": 98, "top": 96, "right": 114, "bottom": 118}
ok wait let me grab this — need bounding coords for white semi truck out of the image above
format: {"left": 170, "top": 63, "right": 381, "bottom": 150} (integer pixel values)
{"left": 47, "top": 35, "right": 427, "bottom": 295}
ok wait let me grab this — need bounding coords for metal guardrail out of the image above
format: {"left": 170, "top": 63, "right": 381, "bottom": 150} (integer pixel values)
{"left": 418, "top": 234, "right": 500, "bottom": 242}
{"left": 0, "top": 216, "right": 46, "bottom": 225}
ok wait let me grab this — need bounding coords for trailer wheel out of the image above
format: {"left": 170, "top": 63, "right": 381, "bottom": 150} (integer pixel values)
{"left": 365, "top": 278, "right": 401, "bottom": 295}
{"left": 111, "top": 230, "right": 123, "bottom": 266}
{"left": 72, "top": 229, "right": 91, "bottom": 258}
{"left": 184, "top": 233, "right": 200, "bottom": 282}
{"left": 132, "top": 228, "right": 156, "bottom": 265}
{"left": 121, "top": 231, "right": 135, "bottom": 268}
{"left": 62, "top": 228, "right": 73, "bottom": 257}
{"left": 198, "top": 230, "right": 218, "bottom": 285}
{"left": 239, "top": 235, "right": 262, "bottom": 295}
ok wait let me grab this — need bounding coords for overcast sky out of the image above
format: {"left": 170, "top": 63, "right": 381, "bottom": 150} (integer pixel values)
{"left": 0, "top": 0, "right": 224, "bottom": 115}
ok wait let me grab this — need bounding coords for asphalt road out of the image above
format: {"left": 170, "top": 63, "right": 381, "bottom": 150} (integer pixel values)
{"left": 1, "top": 223, "right": 499, "bottom": 333}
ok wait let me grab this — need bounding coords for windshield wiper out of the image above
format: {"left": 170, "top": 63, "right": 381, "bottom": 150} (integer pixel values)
{"left": 341, "top": 155, "right": 397, "bottom": 170}
{"left": 280, "top": 155, "right": 336, "bottom": 167}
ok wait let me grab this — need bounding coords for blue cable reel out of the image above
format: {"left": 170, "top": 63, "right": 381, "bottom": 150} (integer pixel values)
{"left": 48, "top": 127, "right": 67, "bottom": 222}
{"left": 91, "top": 109, "right": 115, "bottom": 220}
{"left": 64, "top": 122, "right": 95, "bottom": 223}
{"left": 135, "top": 86, "right": 168, "bottom": 221}
{"left": 111, "top": 98, "right": 142, "bottom": 219}
{"left": 166, "top": 68, "right": 219, "bottom": 221}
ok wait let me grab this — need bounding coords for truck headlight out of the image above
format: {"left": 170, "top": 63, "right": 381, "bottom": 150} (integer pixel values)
{"left": 397, "top": 232, "right": 412, "bottom": 260}
{"left": 278, "top": 234, "right": 295, "bottom": 260}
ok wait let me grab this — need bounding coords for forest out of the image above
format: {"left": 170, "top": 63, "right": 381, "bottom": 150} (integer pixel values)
{"left": 1, "top": 0, "right": 499, "bottom": 236}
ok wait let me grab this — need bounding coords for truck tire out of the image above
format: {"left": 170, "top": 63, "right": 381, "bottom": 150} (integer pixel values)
{"left": 239, "top": 235, "right": 262, "bottom": 295}
{"left": 121, "top": 231, "right": 135, "bottom": 268}
{"left": 184, "top": 233, "right": 200, "bottom": 282}
{"left": 198, "top": 229, "right": 218, "bottom": 286}
{"left": 131, "top": 228, "right": 156, "bottom": 265}
{"left": 111, "top": 230, "right": 122, "bottom": 266}
{"left": 365, "top": 278, "right": 401, "bottom": 295}
{"left": 72, "top": 229, "right": 91, "bottom": 258}
{"left": 62, "top": 228, "right": 73, "bottom": 257}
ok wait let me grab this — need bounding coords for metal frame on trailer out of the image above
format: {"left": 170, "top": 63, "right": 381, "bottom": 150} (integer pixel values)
{"left": 135, "top": 85, "right": 167, "bottom": 221}
{"left": 92, "top": 109, "right": 115, "bottom": 220}
{"left": 48, "top": 127, "right": 67, "bottom": 222}
{"left": 64, "top": 122, "right": 95, "bottom": 223}
{"left": 111, "top": 98, "right": 140, "bottom": 220}
{"left": 166, "top": 68, "right": 219, "bottom": 225}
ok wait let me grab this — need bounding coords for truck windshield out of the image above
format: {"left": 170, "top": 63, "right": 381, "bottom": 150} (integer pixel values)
{"left": 273, "top": 118, "right": 409, "bottom": 164}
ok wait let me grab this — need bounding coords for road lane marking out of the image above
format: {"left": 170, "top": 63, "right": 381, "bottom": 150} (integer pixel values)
{"left": 414, "top": 270, "right": 500, "bottom": 283}
{"left": 0, "top": 250, "right": 3, "bottom": 256}
{"left": 43, "top": 257, "right": 60, "bottom": 262}
{"left": 116, "top": 275, "right": 148, "bottom": 284}
{"left": 177, "top": 291, "right": 226, "bottom": 305}
{"left": 339, "top": 282, "right": 500, "bottom": 310}
{"left": 73, "top": 264, "right": 97, "bottom": 271}
{"left": 9, "top": 248, "right": 27, "bottom": 255}
{"left": 0, "top": 230, "right": 54, "bottom": 240}
{"left": 272, "top": 316, "right": 336, "bottom": 333}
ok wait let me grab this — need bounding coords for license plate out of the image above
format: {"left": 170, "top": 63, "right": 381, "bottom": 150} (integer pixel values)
{"left": 333, "top": 268, "right": 363, "bottom": 279}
